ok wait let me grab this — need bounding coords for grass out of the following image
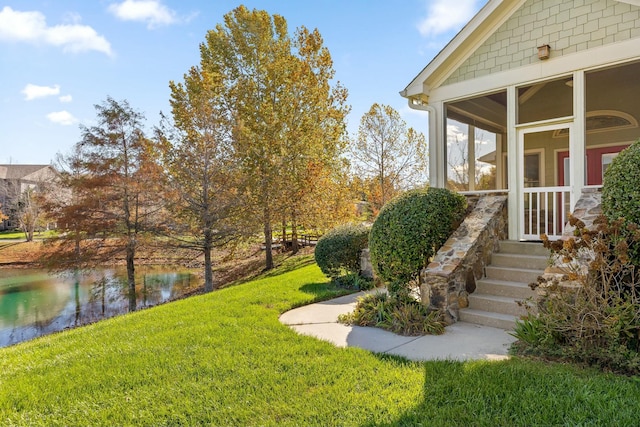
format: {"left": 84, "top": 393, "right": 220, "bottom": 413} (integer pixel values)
{"left": 1, "top": 255, "right": 640, "bottom": 426}
{"left": 0, "top": 230, "right": 56, "bottom": 240}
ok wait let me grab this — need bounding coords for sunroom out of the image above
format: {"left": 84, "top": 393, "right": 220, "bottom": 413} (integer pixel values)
{"left": 402, "top": 0, "right": 640, "bottom": 241}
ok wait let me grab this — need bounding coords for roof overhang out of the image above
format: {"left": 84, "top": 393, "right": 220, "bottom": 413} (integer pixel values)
{"left": 401, "top": 0, "right": 526, "bottom": 103}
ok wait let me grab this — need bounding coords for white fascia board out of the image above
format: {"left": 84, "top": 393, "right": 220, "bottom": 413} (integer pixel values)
{"left": 403, "top": 0, "right": 522, "bottom": 99}
{"left": 615, "top": 0, "right": 640, "bottom": 6}
{"left": 426, "top": 37, "right": 640, "bottom": 104}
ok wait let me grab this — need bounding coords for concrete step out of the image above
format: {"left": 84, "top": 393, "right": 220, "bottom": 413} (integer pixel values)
{"left": 475, "top": 278, "right": 536, "bottom": 299}
{"left": 458, "top": 309, "right": 519, "bottom": 330}
{"left": 467, "top": 293, "right": 529, "bottom": 316}
{"left": 498, "top": 240, "right": 550, "bottom": 257}
{"left": 490, "top": 252, "right": 549, "bottom": 270}
{"left": 484, "top": 265, "right": 542, "bottom": 284}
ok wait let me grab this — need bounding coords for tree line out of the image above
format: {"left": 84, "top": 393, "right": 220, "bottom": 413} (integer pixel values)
{"left": 11, "top": 6, "right": 427, "bottom": 297}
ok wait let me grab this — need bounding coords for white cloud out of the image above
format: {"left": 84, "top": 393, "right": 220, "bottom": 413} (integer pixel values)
{"left": 22, "top": 84, "right": 60, "bottom": 101}
{"left": 46, "top": 110, "right": 77, "bottom": 126}
{"left": 447, "top": 123, "right": 468, "bottom": 145}
{"left": 59, "top": 95, "right": 73, "bottom": 103}
{"left": 108, "top": 0, "right": 177, "bottom": 29}
{"left": 417, "top": 0, "right": 482, "bottom": 37}
{"left": 0, "top": 6, "right": 113, "bottom": 56}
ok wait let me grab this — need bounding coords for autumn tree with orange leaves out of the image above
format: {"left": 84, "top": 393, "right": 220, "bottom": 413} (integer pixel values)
{"left": 200, "top": 6, "right": 351, "bottom": 268}
{"left": 351, "top": 103, "right": 428, "bottom": 215}
{"left": 45, "top": 98, "right": 165, "bottom": 311}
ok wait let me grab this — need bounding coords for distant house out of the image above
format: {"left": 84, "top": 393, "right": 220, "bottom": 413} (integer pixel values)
{"left": 0, "top": 164, "right": 59, "bottom": 230}
{"left": 402, "top": 0, "right": 640, "bottom": 241}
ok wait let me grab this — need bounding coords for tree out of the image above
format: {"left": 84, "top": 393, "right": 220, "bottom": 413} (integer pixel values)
{"left": 15, "top": 187, "right": 41, "bottom": 241}
{"left": 49, "top": 97, "right": 164, "bottom": 311}
{"left": 351, "top": 103, "right": 427, "bottom": 214}
{"left": 274, "top": 27, "right": 351, "bottom": 253}
{"left": 0, "top": 202, "right": 8, "bottom": 225}
{"left": 8, "top": 174, "right": 56, "bottom": 241}
{"left": 200, "top": 6, "right": 349, "bottom": 269}
{"left": 157, "top": 66, "right": 245, "bottom": 292}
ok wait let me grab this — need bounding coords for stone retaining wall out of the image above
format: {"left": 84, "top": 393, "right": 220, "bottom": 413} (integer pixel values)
{"left": 360, "top": 248, "right": 374, "bottom": 279}
{"left": 419, "top": 194, "right": 508, "bottom": 323}
{"left": 562, "top": 187, "right": 602, "bottom": 237}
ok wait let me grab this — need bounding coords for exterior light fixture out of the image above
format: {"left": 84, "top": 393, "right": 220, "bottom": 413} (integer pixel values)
{"left": 537, "top": 44, "right": 551, "bottom": 60}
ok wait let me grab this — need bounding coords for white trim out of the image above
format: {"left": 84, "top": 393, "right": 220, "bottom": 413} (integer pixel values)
{"left": 504, "top": 149, "right": 547, "bottom": 188}
{"left": 403, "top": 0, "right": 524, "bottom": 97}
{"left": 427, "top": 40, "right": 640, "bottom": 104}
{"left": 583, "top": 140, "right": 636, "bottom": 150}
{"left": 507, "top": 85, "right": 518, "bottom": 240}
{"left": 515, "top": 116, "right": 574, "bottom": 130}
{"left": 525, "top": 149, "right": 545, "bottom": 187}
{"left": 572, "top": 70, "right": 585, "bottom": 210}
{"left": 518, "top": 122, "right": 573, "bottom": 240}
{"left": 458, "top": 189, "right": 508, "bottom": 196}
{"left": 468, "top": 125, "right": 476, "bottom": 191}
{"left": 552, "top": 147, "right": 576, "bottom": 186}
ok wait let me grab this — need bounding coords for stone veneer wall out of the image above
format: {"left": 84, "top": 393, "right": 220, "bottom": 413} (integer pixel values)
{"left": 360, "top": 248, "right": 374, "bottom": 279}
{"left": 542, "top": 187, "right": 603, "bottom": 276}
{"left": 420, "top": 194, "right": 508, "bottom": 324}
{"left": 562, "top": 187, "right": 602, "bottom": 237}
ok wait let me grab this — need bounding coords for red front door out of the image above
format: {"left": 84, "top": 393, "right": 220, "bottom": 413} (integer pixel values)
{"left": 557, "top": 144, "right": 629, "bottom": 186}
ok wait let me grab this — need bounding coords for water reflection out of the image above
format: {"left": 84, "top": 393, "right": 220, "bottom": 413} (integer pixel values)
{"left": 0, "top": 267, "right": 196, "bottom": 348}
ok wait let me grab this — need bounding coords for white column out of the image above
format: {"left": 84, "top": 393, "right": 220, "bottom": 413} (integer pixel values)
{"left": 495, "top": 133, "right": 504, "bottom": 189}
{"left": 571, "top": 70, "right": 586, "bottom": 210}
{"left": 427, "top": 104, "right": 439, "bottom": 187}
{"left": 433, "top": 101, "right": 446, "bottom": 188}
{"left": 468, "top": 125, "right": 476, "bottom": 191}
{"left": 507, "top": 86, "right": 518, "bottom": 240}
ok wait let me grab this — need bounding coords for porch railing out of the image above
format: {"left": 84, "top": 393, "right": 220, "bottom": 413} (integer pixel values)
{"left": 522, "top": 186, "right": 571, "bottom": 240}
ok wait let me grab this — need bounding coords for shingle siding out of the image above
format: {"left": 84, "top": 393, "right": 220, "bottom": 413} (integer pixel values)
{"left": 443, "top": 0, "right": 640, "bottom": 85}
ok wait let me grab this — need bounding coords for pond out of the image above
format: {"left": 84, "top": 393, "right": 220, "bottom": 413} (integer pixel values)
{"left": 0, "top": 266, "right": 198, "bottom": 348}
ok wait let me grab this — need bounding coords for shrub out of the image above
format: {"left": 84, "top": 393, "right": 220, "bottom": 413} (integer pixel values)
{"left": 602, "top": 139, "right": 640, "bottom": 263}
{"left": 333, "top": 272, "right": 375, "bottom": 291}
{"left": 314, "top": 223, "right": 370, "bottom": 280}
{"left": 512, "top": 215, "right": 640, "bottom": 375}
{"left": 369, "top": 187, "right": 466, "bottom": 295}
{"left": 339, "top": 292, "right": 445, "bottom": 336}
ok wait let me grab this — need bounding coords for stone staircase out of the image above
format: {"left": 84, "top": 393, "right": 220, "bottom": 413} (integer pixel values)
{"left": 459, "top": 240, "right": 548, "bottom": 330}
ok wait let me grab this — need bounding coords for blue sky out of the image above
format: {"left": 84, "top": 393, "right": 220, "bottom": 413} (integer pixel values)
{"left": 0, "top": 0, "right": 487, "bottom": 165}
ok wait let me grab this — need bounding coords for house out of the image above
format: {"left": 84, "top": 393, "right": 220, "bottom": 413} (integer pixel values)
{"left": 402, "top": 0, "right": 640, "bottom": 241}
{"left": 0, "top": 164, "right": 59, "bottom": 230}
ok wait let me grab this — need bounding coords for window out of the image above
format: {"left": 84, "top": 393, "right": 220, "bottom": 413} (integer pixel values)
{"left": 602, "top": 153, "right": 618, "bottom": 179}
{"left": 518, "top": 77, "right": 573, "bottom": 124}
{"left": 444, "top": 90, "right": 506, "bottom": 191}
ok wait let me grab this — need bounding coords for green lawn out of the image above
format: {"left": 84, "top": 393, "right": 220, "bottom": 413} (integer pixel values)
{"left": 1, "top": 255, "right": 640, "bottom": 426}
{"left": 0, "top": 230, "right": 56, "bottom": 240}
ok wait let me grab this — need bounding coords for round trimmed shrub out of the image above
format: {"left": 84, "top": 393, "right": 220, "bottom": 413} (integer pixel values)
{"left": 369, "top": 187, "right": 466, "bottom": 291}
{"left": 602, "top": 139, "right": 640, "bottom": 264}
{"left": 314, "top": 223, "right": 370, "bottom": 279}
{"left": 602, "top": 139, "right": 640, "bottom": 225}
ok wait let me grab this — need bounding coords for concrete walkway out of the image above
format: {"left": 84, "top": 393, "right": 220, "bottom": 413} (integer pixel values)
{"left": 279, "top": 290, "right": 517, "bottom": 362}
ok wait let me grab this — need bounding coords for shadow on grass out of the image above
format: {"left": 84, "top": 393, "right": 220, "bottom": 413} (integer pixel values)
{"left": 259, "top": 255, "right": 316, "bottom": 279}
{"left": 226, "top": 254, "right": 317, "bottom": 287}
{"left": 372, "top": 351, "right": 424, "bottom": 367}
{"left": 359, "top": 357, "right": 637, "bottom": 426}
{"left": 295, "top": 282, "right": 355, "bottom": 307}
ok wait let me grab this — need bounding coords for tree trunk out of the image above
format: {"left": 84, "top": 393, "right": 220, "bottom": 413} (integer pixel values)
{"left": 126, "top": 241, "right": 136, "bottom": 312}
{"left": 203, "top": 230, "right": 214, "bottom": 292}
{"left": 74, "top": 273, "right": 80, "bottom": 326}
{"left": 291, "top": 215, "right": 299, "bottom": 254}
{"left": 282, "top": 219, "right": 287, "bottom": 252}
{"left": 264, "top": 205, "right": 273, "bottom": 270}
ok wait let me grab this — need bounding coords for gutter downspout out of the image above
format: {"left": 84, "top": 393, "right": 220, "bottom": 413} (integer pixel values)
{"left": 402, "top": 94, "right": 440, "bottom": 187}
